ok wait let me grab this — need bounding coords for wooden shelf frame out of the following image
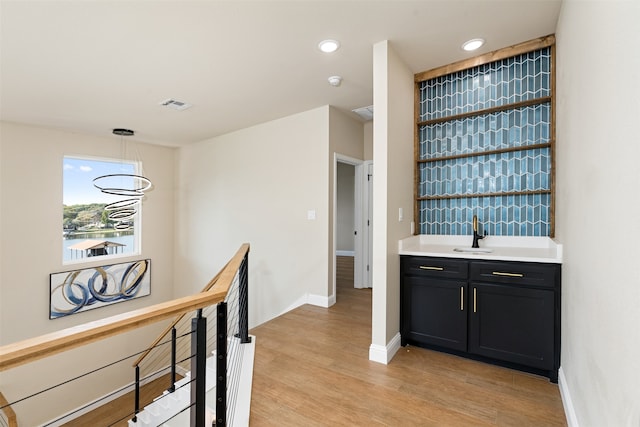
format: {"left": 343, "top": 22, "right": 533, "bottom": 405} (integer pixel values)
{"left": 417, "top": 96, "right": 551, "bottom": 128}
{"left": 415, "top": 35, "right": 555, "bottom": 83}
{"left": 418, "top": 189, "right": 551, "bottom": 202}
{"left": 418, "top": 141, "right": 552, "bottom": 164}
{"left": 414, "top": 35, "right": 556, "bottom": 236}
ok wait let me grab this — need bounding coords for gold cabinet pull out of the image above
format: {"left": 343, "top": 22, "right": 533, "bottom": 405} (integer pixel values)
{"left": 492, "top": 271, "right": 524, "bottom": 278}
{"left": 419, "top": 266, "right": 444, "bottom": 271}
{"left": 460, "top": 287, "right": 464, "bottom": 311}
{"left": 473, "top": 288, "right": 477, "bottom": 313}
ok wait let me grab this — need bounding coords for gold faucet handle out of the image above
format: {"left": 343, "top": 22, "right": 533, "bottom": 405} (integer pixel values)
{"left": 473, "top": 215, "right": 478, "bottom": 232}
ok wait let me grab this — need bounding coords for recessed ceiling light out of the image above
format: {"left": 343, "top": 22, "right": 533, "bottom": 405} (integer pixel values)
{"left": 462, "top": 38, "right": 485, "bottom": 51}
{"left": 318, "top": 39, "right": 340, "bottom": 53}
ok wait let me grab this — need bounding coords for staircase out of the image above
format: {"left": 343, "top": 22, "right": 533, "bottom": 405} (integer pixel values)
{"left": 129, "top": 335, "right": 255, "bottom": 427}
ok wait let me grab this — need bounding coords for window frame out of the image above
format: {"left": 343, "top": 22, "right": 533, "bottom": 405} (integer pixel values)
{"left": 62, "top": 155, "right": 143, "bottom": 265}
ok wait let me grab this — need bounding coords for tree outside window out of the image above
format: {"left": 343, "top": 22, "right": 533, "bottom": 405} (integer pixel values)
{"left": 63, "top": 156, "right": 141, "bottom": 262}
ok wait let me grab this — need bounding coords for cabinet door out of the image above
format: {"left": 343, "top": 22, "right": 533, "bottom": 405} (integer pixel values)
{"left": 469, "top": 283, "right": 554, "bottom": 370}
{"left": 402, "top": 276, "right": 467, "bottom": 351}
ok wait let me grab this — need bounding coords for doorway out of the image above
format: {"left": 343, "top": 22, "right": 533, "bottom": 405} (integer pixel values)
{"left": 334, "top": 154, "right": 373, "bottom": 301}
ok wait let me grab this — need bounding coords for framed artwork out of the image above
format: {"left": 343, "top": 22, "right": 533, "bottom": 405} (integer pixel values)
{"left": 50, "top": 259, "right": 150, "bottom": 319}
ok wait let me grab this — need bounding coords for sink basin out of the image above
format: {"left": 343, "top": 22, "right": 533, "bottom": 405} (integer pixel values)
{"left": 453, "top": 247, "right": 493, "bottom": 253}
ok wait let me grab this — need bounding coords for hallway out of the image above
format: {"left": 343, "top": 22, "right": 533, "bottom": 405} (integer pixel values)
{"left": 248, "top": 267, "right": 566, "bottom": 426}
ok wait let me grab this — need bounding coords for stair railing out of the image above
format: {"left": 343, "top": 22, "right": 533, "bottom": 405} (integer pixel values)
{"left": 0, "top": 243, "right": 250, "bottom": 426}
{"left": 131, "top": 259, "right": 230, "bottom": 370}
{"left": 0, "top": 391, "right": 17, "bottom": 427}
{"left": 131, "top": 245, "right": 250, "bottom": 426}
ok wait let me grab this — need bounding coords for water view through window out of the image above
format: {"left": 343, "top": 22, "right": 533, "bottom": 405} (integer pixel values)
{"left": 63, "top": 156, "right": 140, "bottom": 262}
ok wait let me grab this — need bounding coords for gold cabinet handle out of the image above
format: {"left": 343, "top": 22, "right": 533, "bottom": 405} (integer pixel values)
{"left": 473, "top": 288, "right": 477, "bottom": 313}
{"left": 460, "top": 287, "right": 464, "bottom": 311}
{"left": 419, "top": 266, "right": 444, "bottom": 271}
{"left": 492, "top": 271, "right": 524, "bottom": 278}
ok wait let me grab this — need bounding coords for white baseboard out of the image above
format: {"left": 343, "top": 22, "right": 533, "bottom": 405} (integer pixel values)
{"left": 279, "top": 294, "right": 308, "bottom": 317}
{"left": 279, "top": 293, "right": 335, "bottom": 318}
{"left": 336, "top": 250, "right": 355, "bottom": 257}
{"left": 368, "top": 332, "right": 402, "bottom": 365}
{"left": 327, "top": 293, "right": 336, "bottom": 307}
{"left": 307, "top": 293, "right": 335, "bottom": 308}
{"left": 559, "top": 367, "right": 579, "bottom": 427}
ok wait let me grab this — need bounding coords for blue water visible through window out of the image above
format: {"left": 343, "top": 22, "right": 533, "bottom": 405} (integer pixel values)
{"left": 63, "top": 156, "right": 140, "bottom": 262}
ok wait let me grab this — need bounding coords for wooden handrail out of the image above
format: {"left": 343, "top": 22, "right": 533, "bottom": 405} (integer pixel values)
{"left": 0, "top": 391, "right": 17, "bottom": 427}
{"left": 0, "top": 244, "right": 250, "bottom": 372}
{"left": 132, "top": 258, "right": 230, "bottom": 367}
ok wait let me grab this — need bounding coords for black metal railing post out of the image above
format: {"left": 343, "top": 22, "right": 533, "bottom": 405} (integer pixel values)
{"left": 216, "top": 301, "right": 228, "bottom": 427}
{"left": 168, "top": 327, "right": 176, "bottom": 393}
{"left": 132, "top": 365, "right": 140, "bottom": 422}
{"left": 190, "top": 310, "right": 207, "bottom": 427}
{"left": 236, "top": 254, "right": 251, "bottom": 344}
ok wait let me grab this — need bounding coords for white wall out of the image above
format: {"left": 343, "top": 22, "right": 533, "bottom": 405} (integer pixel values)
{"left": 364, "top": 121, "right": 373, "bottom": 161}
{"left": 370, "top": 41, "right": 414, "bottom": 362}
{"left": 0, "top": 121, "right": 176, "bottom": 425}
{"left": 555, "top": 2, "right": 640, "bottom": 426}
{"left": 175, "top": 106, "right": 333, "bottom": 328}
{"left": 0, "top": 105, "right": 362, "bottom": 423}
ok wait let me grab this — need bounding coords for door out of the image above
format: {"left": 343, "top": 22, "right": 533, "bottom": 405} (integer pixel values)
{"left": 334, "top": 155, "right": 367, "bottom": 295}
{"left": 363, "top": 161, "right": 373, "bottom": 288}
{"left": 468, "top": 283, "right": 555, "bottom": 370}
{"left": 402, "top": 276, "right": 467, "bottom": 351}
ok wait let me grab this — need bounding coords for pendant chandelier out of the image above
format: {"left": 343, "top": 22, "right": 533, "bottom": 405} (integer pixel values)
{"left": 93, "top": 128, "right": 153, "bottom": 230}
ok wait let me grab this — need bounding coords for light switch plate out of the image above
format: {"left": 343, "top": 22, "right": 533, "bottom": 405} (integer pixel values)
{"left": 307, "top": 210, "right": 316, "bottom": 220}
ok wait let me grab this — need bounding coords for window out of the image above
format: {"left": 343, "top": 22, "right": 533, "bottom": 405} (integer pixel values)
{"left": 63, "top": 156, "right": 142, "bottom": 263}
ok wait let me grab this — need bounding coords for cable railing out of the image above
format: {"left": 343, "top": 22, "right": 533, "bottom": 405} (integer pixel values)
{"left": 0, "top": 243, "right": 250, "bottom": 426}
{"left": 130, "top": 249, "right": 250, "bottom": 426}
{"left": 132, "top": 257, "right": 237, "bottom": 385}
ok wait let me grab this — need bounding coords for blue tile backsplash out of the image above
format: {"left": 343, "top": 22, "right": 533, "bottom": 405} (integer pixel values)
{"left": 419, "top": 48, "right": 551, "bottom": 121}
{"left": 417, "top": 47, "right": 552, "bottom": 236}
{"left": 419, "top": 194, "right": 550, "bottom": 236}
{"left": 419, "top": 148, "right": 550, "bottom": 196}
{"left": 419, "top": 104, "right": 550, "bottom": 160}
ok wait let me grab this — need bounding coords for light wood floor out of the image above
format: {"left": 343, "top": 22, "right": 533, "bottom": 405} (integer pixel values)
{"left": 248, "top": 256, "right": 566, "bottom": 426}
{"left": 60, "top": 256, "right": 565, "bottom": 426}
{"left": 336, "top": 255, "right": 355, "bottom": 288}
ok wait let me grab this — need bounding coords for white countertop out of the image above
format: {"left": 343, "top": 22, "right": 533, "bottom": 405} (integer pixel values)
{"left": 399, "top": 234, "right": 563, "bottom": 264}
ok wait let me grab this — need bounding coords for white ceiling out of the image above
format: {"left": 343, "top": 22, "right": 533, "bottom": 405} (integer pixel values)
{"left": 0, "top": 0, "right": 562, "bottom": 147}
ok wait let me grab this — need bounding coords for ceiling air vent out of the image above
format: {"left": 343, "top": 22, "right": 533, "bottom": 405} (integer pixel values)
{"left": 352, "top": 105, "right": 373, "bottom": 121}
{"left": 160, "top": 98, "right": 192, "bottom": 111}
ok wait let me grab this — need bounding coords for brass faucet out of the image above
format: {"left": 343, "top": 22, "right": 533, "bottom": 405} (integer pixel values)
{"left": 472, "top": 214, "right": 486, "bottom": 248}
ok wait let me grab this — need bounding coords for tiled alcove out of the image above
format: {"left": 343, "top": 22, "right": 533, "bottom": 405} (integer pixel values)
{"left": 415, "top": 38, "right": 555, "bottom": 236}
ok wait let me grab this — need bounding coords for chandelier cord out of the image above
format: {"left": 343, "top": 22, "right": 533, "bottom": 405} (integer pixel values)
{"left": 93, "top": 129, "right": 153, "bottom": 230}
